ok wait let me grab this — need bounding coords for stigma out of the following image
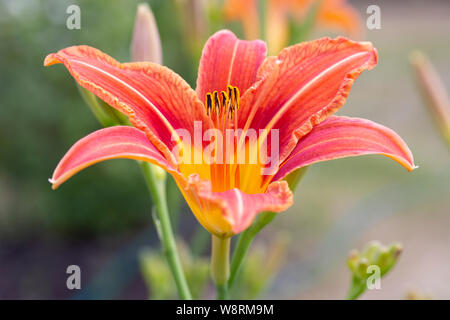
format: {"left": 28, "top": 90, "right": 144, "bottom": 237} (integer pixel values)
{"left": 205, "top": 85, "right": 240, "bottom": 119}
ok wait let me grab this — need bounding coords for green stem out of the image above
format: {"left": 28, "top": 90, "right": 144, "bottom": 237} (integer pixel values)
{"left": 228, "top": 211, "right": 276, "bottom": 290}
{"left": 228, "top": 167, "right": 310, "bottom": 292}
{"left": 228, "top": 228, "right": 254, "bottom": 289}
{"left": 211, "top": 235, "right": 230, "bottom": 300}
{"left": 346, "top": 276, "right": 366, "bottom": 300}
{"left": 215, "top": 283, "right": 229, "bottom": 300}
{"left": 140, "top": 162, "right": 192, "bottom": 300}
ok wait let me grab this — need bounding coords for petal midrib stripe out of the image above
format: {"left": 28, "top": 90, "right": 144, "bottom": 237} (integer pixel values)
{"left": 226, "top": 40, "right": 239, "bottom": 87}
{"left": 261, "top": 51, "right": 369, "bottom": 136}
{"left": 72, "top": 59, "right": 180, "bottom": 142}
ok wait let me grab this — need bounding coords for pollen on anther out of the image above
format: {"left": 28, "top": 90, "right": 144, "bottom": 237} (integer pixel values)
{"left": 204, "top": 85, "right": 240, "bottom": 119}
{"left": 213, "top": 91, "right": 221, "bottom": 115}
{"left": 221, "top": 91, "right": 228, "bottom": 111}
{"left": 206, "top": 93, "right": 213, "bottom": 116}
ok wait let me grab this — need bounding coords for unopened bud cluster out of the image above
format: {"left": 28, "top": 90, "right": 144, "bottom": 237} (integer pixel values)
{"left": 348, "top": 241, "right": 402, "bottom": 280}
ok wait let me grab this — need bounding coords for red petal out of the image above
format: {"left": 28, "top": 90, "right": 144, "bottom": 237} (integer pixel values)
{"left": 273, "top": 116, "right": 416, "bottom": 181}
{"left": 50, "top": 126, "right": 181, "bottom": 189}
{"left": 178, "top": 174, "right": 293, "bottom": 236}
{"left": 238, "top": 37, "right": 378, "bottom": 163}
{"left": 196, "top": 30, "right": 267, "bottom": 102}
{"left": 44, "top": 46, "right": 212, "bottom": 165}
{"left": 255, "top": 55, "right": 277, "bottom": 82}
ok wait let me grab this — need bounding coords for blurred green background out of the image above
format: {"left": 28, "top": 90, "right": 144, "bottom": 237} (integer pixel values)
{"left": 0, "top": 0, "right": 449, "bottom": 299}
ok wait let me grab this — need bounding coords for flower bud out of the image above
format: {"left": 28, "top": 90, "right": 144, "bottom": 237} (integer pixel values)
{"left": 284, "top": 166, "right": 309, "bottom": 191}
{"left": 407, "top": 290, "right": 433, "bottom": 300}
{"left": 346, "top": 241, "right": 402, "bottom": 299}
{"left": 130, "top": 4, "right": 167, "bottom": 180}
{"left": 410, "top": 50, "right": 450, "bottom": 146}
{"left": 349, "top": 241, "right": 402, "bottom": 277}
{"left": 77, "top": 85, "right": 128, "bottom": 127}
{"left": 131, "top": 3, "right": 162, "bottom": 64}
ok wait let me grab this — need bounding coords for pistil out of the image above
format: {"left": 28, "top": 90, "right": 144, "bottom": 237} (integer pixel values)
{"left": 205, "top": 85, "right": 240, "bottom": 191}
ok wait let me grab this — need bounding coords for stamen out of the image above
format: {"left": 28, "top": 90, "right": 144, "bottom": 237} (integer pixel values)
{"left": 221, "top": 91, "right": 228, "bottom": 112}
{"left": 233, "top": 87, "right": 239, "bottom": 110}
{"left": 203, "top": 86, "right": 241, "bottom": 192}
{"left": 227, "top": 85, "right": 234, "bottom": 106}
{"left": 204, "top": 86, "right": 240, "bottom": 121}
{"left": 213, "top": 91, "right": 221, "bottom": 115}
{"left": 228, "top": 105, "right": 234, "bottom": 119}
{"left": 206, "top": 92, "right": 212, "bottom": 116}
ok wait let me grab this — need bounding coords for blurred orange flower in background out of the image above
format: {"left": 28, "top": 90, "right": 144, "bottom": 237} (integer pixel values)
{"left": 224, "top": 0, "right": 362, "bottom": 54}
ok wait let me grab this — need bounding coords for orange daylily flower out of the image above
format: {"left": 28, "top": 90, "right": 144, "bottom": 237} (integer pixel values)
{"left": 44, "top": 30, "right": 415, "bottom": 237}
{"left": 292, "top": 0, "right": 362, "bottom": 37}
{"left": 224, "top": 0, "right": 362, "bottom": 54}
{"left": 224, "top": 0, "right": 261, "bottom": 40}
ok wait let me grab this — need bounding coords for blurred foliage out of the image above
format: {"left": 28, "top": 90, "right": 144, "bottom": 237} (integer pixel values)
{"left": 140, "top": 241, "right": 209, "bottom": 299}
{"left": 0, "top": 0, "right": 196, "bottom": 240}
{"left": 231, "top": 233, "right": 290, "bottom": 299}
{"left": 139, "top": 235, "right": 290, "bottom": 299}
